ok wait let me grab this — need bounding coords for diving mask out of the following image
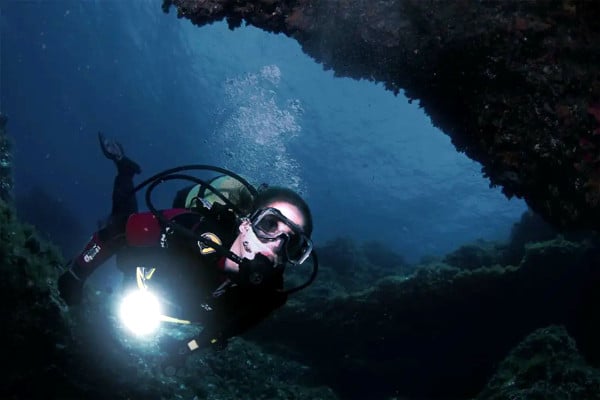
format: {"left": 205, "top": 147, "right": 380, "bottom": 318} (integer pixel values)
{"left": 249, "top": 207, "right": 313, "bottom": 265}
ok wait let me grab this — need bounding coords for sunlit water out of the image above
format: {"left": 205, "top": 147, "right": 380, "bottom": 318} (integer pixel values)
{"left": 1, "top": 1, "right": 527, "bottom": 264}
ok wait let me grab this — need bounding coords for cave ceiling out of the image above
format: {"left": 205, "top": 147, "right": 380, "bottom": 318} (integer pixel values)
{"left": 162, "top": 0, "right": 600, "bottom": 231}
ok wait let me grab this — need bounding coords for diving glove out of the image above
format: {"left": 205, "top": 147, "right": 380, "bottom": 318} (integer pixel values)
{"left": 98, "top": 131, "right": 141, "bottom": 175}
{"left": 98, "top": 131, "right": 124, "bottom": 161}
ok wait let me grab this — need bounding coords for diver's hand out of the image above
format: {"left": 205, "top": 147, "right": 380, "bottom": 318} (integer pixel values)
{"left": 237, "top": 253, "right": 281, "bottom": 288}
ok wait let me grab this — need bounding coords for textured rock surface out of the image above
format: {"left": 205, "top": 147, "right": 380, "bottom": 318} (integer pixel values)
{"left": 3, "top": 189, "right": 600, "bottom": 399}
{"left": 0, "top": 114, "right": 12, "bottom": 202}
{"left": 251, "top": 236, "right": 600, "bottom": 399}
{"left": 0, "top": 199, "right": 72, "bottom": 398}
{"left": 476, "top": 325, "right": 600, "bottom": 400}
{"left": 6, "top": 2, "right": 600, "bottom": 398}
{"left": 162, "top": 0, "right": 600, "bottom": 231}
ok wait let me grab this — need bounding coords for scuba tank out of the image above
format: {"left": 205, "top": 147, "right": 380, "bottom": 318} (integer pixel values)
{"left": 179, "top": 174, "right": 258, "bottom": 216}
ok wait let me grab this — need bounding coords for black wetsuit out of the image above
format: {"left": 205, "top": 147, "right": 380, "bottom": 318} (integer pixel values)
{"left": 67, "top": 161, "right": 287, "bottom": 349}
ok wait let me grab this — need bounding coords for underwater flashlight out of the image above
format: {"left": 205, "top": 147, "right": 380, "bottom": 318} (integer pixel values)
{"left": 119, "top": 289, "right": 162, "bottom": 335}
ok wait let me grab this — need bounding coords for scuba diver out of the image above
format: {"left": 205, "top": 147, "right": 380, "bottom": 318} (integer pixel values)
{"left": 57, "top": 132, "right": 316, "bottom": 355}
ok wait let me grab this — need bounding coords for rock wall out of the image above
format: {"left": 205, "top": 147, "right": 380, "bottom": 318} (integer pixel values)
{"left": 162, "top": 0, "right": 600, "bottom": 231}
{"left": 0, "top": 114, "right": 12, "bottom": 202}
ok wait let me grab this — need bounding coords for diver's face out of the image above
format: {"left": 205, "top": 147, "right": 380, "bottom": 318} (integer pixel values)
{"left": 224, "top": 201, "right": 305, "bottom": 272}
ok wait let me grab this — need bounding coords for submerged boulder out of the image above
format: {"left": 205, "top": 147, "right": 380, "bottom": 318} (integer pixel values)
{"left": 477, "top": 325, "right": 600, "bottom": 400}
{"left": 251, "top": 236, "right": 600, "bottom": 399}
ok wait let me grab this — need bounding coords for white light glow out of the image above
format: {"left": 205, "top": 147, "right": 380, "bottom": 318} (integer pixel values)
{"left": 119, "top": 290, "right": 161, "bottom": 335}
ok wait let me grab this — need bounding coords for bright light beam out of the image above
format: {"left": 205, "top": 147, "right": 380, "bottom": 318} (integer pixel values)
{"left": 119, "top": 290, "right": 162, "bottom": 335}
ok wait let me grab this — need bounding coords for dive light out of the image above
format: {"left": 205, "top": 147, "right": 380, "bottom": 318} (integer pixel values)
{"left": 118, "top": 267, "right": 191, "bottom": 336}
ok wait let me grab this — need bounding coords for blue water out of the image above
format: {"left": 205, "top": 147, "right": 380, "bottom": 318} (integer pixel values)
{"left": 1, "top": 1, "right": 527, "bottom": 263}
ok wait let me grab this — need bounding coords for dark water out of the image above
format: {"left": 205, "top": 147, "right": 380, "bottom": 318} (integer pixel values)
{"left": 1, "top": 2, "right": 526, "bottom": 262}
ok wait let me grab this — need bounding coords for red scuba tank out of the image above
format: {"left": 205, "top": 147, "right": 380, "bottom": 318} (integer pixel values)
{"left": 125, "top": 209, "right": 189, "bottom": 246}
